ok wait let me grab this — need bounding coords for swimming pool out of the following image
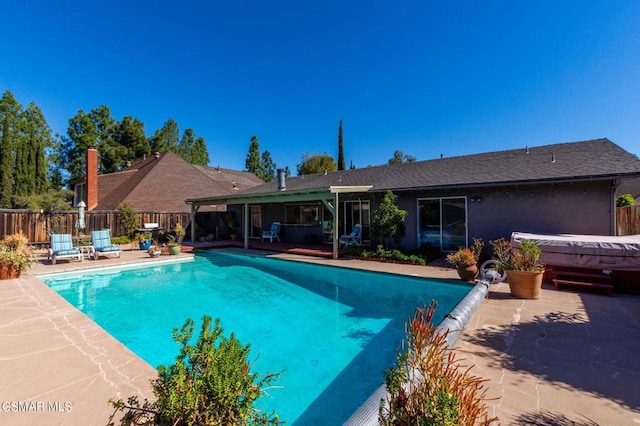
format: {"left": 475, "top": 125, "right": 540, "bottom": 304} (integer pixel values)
{"left": 40, "top": 251, "right": 470, "bottom": 424}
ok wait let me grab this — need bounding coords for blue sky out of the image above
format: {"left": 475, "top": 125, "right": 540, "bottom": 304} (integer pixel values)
{"left": 2, "top": 1, "right": 640, "bottom": 172}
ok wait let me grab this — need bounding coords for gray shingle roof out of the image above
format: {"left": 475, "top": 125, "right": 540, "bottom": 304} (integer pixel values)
{"left": 233, "top": 138, "right": 640, "bottom": 196}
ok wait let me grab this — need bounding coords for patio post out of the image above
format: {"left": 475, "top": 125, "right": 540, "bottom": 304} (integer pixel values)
{"left": 244, "top": 202, "right": 249, "bottom": 250}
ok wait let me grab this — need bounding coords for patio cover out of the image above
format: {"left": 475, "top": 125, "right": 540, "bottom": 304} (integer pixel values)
{"left": 185, "top": 185, "right": 373, "bottom": 259}
{"left": 511, "top": 232, "right": 640, "bottom": 271}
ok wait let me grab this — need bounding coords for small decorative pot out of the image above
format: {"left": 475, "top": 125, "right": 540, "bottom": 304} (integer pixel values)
{"left": 168, "top": 245, "right": 181, "bottom": 255}
{"left": 456, "top": 264, "right": 479, "bottom": 282}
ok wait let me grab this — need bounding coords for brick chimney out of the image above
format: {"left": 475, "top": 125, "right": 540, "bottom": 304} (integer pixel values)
{"left": 86, "top": 148, "right": 99, "bottom": 211}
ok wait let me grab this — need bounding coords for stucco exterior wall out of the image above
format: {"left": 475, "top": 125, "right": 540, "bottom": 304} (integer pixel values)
{"left": 246, "top": 180, "right": 616, "bottom": 250}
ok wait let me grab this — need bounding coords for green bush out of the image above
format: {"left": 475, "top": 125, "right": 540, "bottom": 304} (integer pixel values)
{"left": 344, "top": 244, "right": 427, "bottom": 265}
{"left": 616, "top": 193, "right": 635, "bottom": 207}
{"left": 109, "top": 316, "right": 283, "bottom": 425}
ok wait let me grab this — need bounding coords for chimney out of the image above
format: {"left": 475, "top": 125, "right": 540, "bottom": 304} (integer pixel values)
{"left": 86, "top": 148, "right": 99, "bottom": 211}
{"left": 277, "top": 168, "right": 286, "bottom": 191}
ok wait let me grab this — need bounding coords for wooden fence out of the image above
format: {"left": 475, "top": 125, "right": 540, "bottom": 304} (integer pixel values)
{"left": 0, "top": 210, "right": 235, "bottom": 244}
{"left": 616, "top": 205, "right": 640, "bottom": 236}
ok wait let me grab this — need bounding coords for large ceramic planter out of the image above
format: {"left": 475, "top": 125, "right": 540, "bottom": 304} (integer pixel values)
{"left": 506, "top": 270, "right": 544, "bottom": 299}
{"left": 456, "top": 265, "right": 479, "bottom": 282}
{"left": 168, "top": 245, "right": 181, "bottom": 255}
{"left": 139, "top": 240, "right": 152, "bottom": 250}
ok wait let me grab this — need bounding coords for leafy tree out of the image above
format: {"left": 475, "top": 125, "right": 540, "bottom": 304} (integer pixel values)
{"left": 616, "top": 193, "right": 635, "bottom": 207}
{"left": 177, "top": 128, "right": 196, "bottom": 161}
{"left": 0, "top": 90, "right": 22, "bottom": 208}
{"left": 337, "top": 119, "right": 345, "bottom": 170}
{"left": 149, "top": 118, "right": 179, "bottom": 153}
{"left": 261, "top": 150, "right": 276, "bottom": 182}
{"left": 245, "top": 135, "right": 263, "bottom": 176}
{"left": 191, "top": 136, "right": 209, "bottom": 165}
{"left": 108, "top": 315, "right": 282, "bottom": 425}
{"left": 64, "top": 105, "right": 115, "bottom": 181}
{"left": 48, "top": 134, "right": 66, "bottom": 190}
{"left": 371, "top": 190, "right": 408, "bottom": 249}
{"left": 388, "top": 150, "right": 417, "bottom": 165}
{"left": 296, "top": 153, "right": 337, "bottom": 175}
{"left": 110, "top": 115, "right": 149, "bottom": 167}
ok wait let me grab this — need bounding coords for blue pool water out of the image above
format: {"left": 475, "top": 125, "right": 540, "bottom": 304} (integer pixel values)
{"left": 40, "top": 251, "right": 470, "bottom": 424}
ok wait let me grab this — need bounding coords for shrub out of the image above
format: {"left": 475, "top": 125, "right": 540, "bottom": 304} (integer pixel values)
{"left": 109, "top": 315, "right": 282, "bottom": 425}
{"left": 344, "top": 245, "right": 426, "bottom": 265}
{"left": 117, "top": 202, "right": 138, "bottom": 237}
{"left": 371, "top": 190, "right": 408, "bottom": 249}
{"left": 445, "top": 248, "right": 476, "bottom": 268}
{"left": 616, "top": 193, "right": 635, "bottom": 207}
{"left": 0, "top": 232, "right": 34, "bottom": 272}
{"left": 490, "top": 238, "right": 544, "bottom": 272}
{"left": 379, "top": 301, "right": 498, "bottom": 425}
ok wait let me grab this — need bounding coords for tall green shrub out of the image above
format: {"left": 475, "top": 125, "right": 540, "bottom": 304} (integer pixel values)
{"left": 371, "top": 190, "right": 408, "bottom": 249}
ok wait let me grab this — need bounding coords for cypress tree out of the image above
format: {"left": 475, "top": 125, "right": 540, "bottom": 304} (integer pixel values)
{"left": 337, "top": 119, "right": 345, "bottom": 171}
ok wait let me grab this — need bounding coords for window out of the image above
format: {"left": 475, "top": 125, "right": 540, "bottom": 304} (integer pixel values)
{"left": 285, "top": 204, "right": 320, "bottom": 225}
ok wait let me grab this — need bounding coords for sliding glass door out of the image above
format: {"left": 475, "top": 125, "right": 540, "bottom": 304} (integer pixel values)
{"left": 417, "top": 197, "right": 467, "bottom": 250}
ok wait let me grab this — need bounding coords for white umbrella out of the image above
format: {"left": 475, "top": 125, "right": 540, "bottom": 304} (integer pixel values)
{"left": 75, "top": 201, "right": 86, "bottom": 231}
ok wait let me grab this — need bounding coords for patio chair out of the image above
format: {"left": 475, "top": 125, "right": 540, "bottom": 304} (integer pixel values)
{"left": 90, "top": 229, "right": 121, "bottom": 260}
{"left": 339, "top": 224, "right": 362, "bottom": 247}
{"left": 48, "top": 233, "right": 83, "bottom": 264}
{"left": 261, "top": 222, "right": 281, "bottom": 243}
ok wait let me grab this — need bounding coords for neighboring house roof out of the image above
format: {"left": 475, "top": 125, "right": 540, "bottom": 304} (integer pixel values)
{"left": 187, "top": 138, "right": 640, "bottom": 204}
{"left": 95, "top": 151, "right": 263, "bottom": 212}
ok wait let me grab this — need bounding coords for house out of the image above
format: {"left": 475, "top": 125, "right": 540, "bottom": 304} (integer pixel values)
{"left": 74, "top": 149, "right": 263, "bottom": 212}
{"left": 186, "top": 138, "right": 640, "bottom": 258}
{"left": 616, "top": 176, "right": 640, "bottom": 203}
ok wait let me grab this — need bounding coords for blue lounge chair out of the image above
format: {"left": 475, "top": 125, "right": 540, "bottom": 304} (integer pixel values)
{"left": 91, "top": 229, "right": 121, "bottom": 260}
{"left": 339, "top": 224, "right": 362, "bottom": 247}
{"left": 48, "top": 233, "right": 83, "bottom": 264}
{"left": 261, "top": 222, "right": 281, "bottom": 243}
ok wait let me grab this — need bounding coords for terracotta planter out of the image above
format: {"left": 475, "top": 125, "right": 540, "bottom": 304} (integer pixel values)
{"left": 456, "top": 265, "right": 479, "bottom": 282}
{"left": 0, "top": 263, "right": 21, "bottom": 280}
{"left": 506, "top": 270, "right": 544, "bottom": 299}
{"left": 168, "top": 245, "right": 181, "bottom": 255}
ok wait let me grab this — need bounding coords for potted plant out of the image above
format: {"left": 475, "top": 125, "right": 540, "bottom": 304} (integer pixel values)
{"left": 135, "top": 232, "right": 153, "bottom": 250}
{"left": 445, "top": 238, "right": 484, "bottom": 282}
{"left": 173, "top": 223, "right": 186, "bottom": 244}
{"left": 166, "top": 234, "right": 181, "bottom": 255}
{"left": 491, "top": 238, "right": 545, "bottom": 299}
{"left": 227, "top": 215, "right": 239, "bottom": 241}
{"left": 0, "top": 232, "right": 34, "bottom": 279}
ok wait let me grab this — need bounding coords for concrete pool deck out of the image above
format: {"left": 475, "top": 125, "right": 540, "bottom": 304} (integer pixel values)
{"left": 1, "top": 248, "right": 639, "bottom": 425}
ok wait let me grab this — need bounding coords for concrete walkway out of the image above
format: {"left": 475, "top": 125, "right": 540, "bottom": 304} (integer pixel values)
{"left": 1, "top": 248, "right": 639, "bottom": 425}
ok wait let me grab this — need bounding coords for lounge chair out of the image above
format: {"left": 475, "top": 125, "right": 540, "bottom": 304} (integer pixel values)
{"left": 91, "top": 229, "right": 121, "bottom": 260}
{"left": 261, "top": 222, "right": 281, "bottom": 243}
{"left": 48, "top": 233, "right": 83, "bottom": 264}
{"left": 339, "top": 224, "right": 362, "bottom": 247}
